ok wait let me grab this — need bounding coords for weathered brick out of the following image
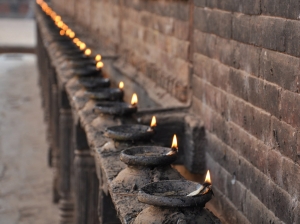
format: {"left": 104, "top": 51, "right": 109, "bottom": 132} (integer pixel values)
{"left": 206, "top": 132, "right": 239, "bottom": 176}
{"left": 238, "top": 157, "right": 270, "bottom": 206}
{"left": 194, "top": 0, "right": 206, "bottom": 8}
{"left": 194, "top": 53, "right": 229, "bottom": 91}
{"left": 233, "top": 14, "right": 286, "bottom": 52}
{"left": 206, "top": 0, "right": 260, "bottom": 15}
{"left": 243, "top": 189, "right": 283, "bottom": 224}
{"left": 228, "top": 97, "right": 272, "bottom": 145}
{"left": 271, "top": 117, "right": 298, "bottom": 161}
{"left": 173, "top": 19, "right": 189, "bottom": 40}
{"left": 260, "top": 49, "right": 300, "bottom": 93}
{"left": 228, "top": 122, "right": 269, "bottom": 174}
{"left": 285, "top": 20, "right": 300, "bottom": 58}
{"left": 268, "top": 149, "right": 283, "bottom": 187}
{"left": 282, "top": 157, "right": 300, "bottom": 198}
{"left": 193, "top": 30, "right": 217, "bottom": 58}
{"left": 248, "top": 76, "right": 281, "bottom": 117}
{"left": 280, "top": 90, "right": 300, "bottom": 129}
{"left": 267, "top": 181, "right": 296, "bottom": 224}
{"left": 261, "top": 0, "right": 300, "bottom": 20}
{"left": 194, "top": 7, "right": 232, "bottom": 39}
{"left": 228, "top": 68, "right": 249, "bottom": 101}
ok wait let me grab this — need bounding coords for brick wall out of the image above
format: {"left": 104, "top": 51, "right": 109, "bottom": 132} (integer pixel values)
{"left": 51, "top": 0, "right": 300, "bottom": 223}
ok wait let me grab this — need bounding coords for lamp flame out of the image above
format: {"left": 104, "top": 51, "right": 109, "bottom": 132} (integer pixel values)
{"left": 84, "top": 48, "right": 91, "bottom": 56}
{"left": 69, "top": 31, "right": 75, "bottom": 38}
{"left": 204, "top": 170, "right": 211, "bottom": 184}
{"left": 131, "top": 93, "right": 138, "bottom": 106}
{"left": 59, "top": 30, "right": 65, "bottom": 36}
{"left": 171, "top": 134, "right": 178, "bottom": 151}
{"left": 62, "top": 24, "right": 68, "bottom": 31}
{"left": 119, "top": 81, "right": 124, "bottom": 90}
{"left": 79, "top": 43, "right": 86, "bottom": 50}
{"left": 66, "top": 29, "right": 71, "bottom": 36}
{"left": 96, "top": 61, "right": 104, "bottom": 69}
{"left": 95, "top": 54, "right": 102, "bottom": 61}
{"left": 150, "top": 116, "right": 156, "bottom": 128}
{"left": 55, "top": 16, "right": 61, "bottom": 22}
{"left": 73, "top": 38, "right": 79, "bottom": 44}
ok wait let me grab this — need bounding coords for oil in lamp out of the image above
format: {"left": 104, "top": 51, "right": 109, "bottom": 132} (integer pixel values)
{"left": 166, "top": 135, "right": 178, "bottom": 156}
{"left": 187, "top": 170, "right": 213, "bottom": 196}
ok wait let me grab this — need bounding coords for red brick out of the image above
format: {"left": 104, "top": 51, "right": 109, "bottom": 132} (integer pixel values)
{"left": 280, "top": 90, "right": 300, "bottom": 129}
{"left": 173, "top": 19, "right": 189, "bottom": 41}
{"left": 271, "top": 117, "right": 297, "bottom": 161}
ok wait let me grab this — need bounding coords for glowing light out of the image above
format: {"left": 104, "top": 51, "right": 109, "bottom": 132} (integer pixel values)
{"left": 119, "top": 81, "right": 124, "bottom": 90}
{"left": 96, "top": 61, "right": 104, "bottom": 69}
{"left": 69, "top": 31, "right": 75, "bottom": 38}
{"left": 205, "top": 170, "right": 211, "bottom": 184}
{"left": 79, "top": 43, "right": 86, "bottom": 50}
{"left": 62, "top": 24, "right": 68, "bottom": 31}
{"left": 131, "top": 93, "right": 138, "bottom": 106}
{"left": 95, "top": 54, "right": 102, "bottom": 61}
{"left": 73, "top": 38, "right": 79, "bottom": 44}
{"left": 150, "top": 116, "right": 156, "bottom": 128}
{"left": 55, "top": 16, "right": 61, "bottom": 22}
{"left": 60, "top": 30, "right": 65, "bottom": 36}
{"left": 171, "top": 134, "right": 178, "bottom": 151}
{"left": 84, "top": 48, "right": 91, "bottom": 56}
{"left": 57, "top": 21, "right": 63, "bottom": 28}
{"left": 66, "top": 29, "right": 71, "bottom": 36}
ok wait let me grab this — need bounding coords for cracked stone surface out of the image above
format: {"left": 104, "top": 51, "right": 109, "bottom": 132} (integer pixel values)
{"left": 0, "top": 53, "right": 59, "bottom": 224}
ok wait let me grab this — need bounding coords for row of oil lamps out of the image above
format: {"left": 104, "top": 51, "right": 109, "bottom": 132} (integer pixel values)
{"left": 37, "top": 0, "right": 212, "bottom": 198}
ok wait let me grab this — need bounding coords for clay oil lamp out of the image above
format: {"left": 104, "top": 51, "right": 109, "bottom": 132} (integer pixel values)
{"left": 111, "top": 134, "right": 181, "bottom": 194}
{"left": 119, "top": 133, "right": 178, "bottom": 167}
{"left": 93, "top": 93, "right": 138, "bottom": 116}
{"left": 84, "top": 81, "right": 124, "bottom": 102}
{"left": 104, "top": 116, "right": 157, "bottom": 142}
{"left": 137, "top": 170, "right": 213, "bottom": 208}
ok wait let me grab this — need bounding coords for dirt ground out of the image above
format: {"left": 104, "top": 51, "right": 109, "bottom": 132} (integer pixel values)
{"left": 0, "top": 53, "right": 59, "bottom": 224}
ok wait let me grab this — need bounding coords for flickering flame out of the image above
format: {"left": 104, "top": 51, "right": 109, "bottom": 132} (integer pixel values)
{"left": 171, "top": 134, "right": 178, "bottom": 151}
{"left": 36, "top": 0, "right": 43, "bottom": 5}
{"left": 84, "top": 48, "right": 91, "bottom": 56}
{"left": 66, "top": 29, "right": 71, "bottom": 36}
{"left": 60, "top": 30, "right": 65, "bottom": 36}
{"left": 73, "top": 38, "right": 79, "bottom": 44}
{"left": 150, "top": 116, "right": 156, "bottom": 128}
{"left": 96, "top": 61, "right": 104, "bottom": 69}
{"left": 119, "top": 81, "right": 124, "bottom": 90}
{"left": 95, "top": 54, "right": 102, "bottom": 61}
{"left": 205, "top": 170, "right": 211, "bottom": 184}
{"left": 76, "top": 41, "right": 81, "bottom": 47}
{"left": 55, "top": 16, "right": 61, "bottom": 22}
{"left": 57, "top": 21, "right": 63, "bottom": 28}
{"left": 79, "top": 43, "right": 86, "bottom": 50}
{"left": 50, "top": 12, "right": 56, "bottom": 19}
{"left": 69, "top": 31, "right": 75, "bottom": 38}
{"left": 62, "top": 24, "right": 68, "bottom": 31}
{"left": 131, "top": 93, "right": 138, "bottom": 106}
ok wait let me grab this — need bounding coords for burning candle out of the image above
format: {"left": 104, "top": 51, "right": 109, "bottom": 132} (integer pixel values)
{"left": 131, "top": 93, "right": 138, "bottom": 107}
{"left": 62, "top": 24, "right": 68, "bottom": 31}
{"left": 73, "top": 38, "right": 79, "bottom": 44}
{"left": 84, "top": 48, "right": 91, "bottom": 56}
{"left": 95, "top": 54, "right": 102, "bottom": 62}
{"left": 66, "top": 29, "right": 71, "bottom": 36}
{"left": 166, "top": 134, "right": 178, "bottom": 156}
{"left": 119, "top": 81, "right": 124, "bottom": 90}
{"left": 186, "top": 170, "right": 213, "bottom": 196}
